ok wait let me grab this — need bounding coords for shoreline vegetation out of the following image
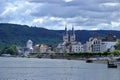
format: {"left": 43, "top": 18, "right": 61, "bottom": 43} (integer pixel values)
{"left": 0, "top": 52, "right": 120, "bottom": 64}
{"left": 28, "top": 52, "right": 120, "bottom": 63}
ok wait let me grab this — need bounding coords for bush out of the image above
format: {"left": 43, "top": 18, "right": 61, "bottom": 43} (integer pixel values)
{"left": 110, "top": 50, "right": 120, "bottom": 56}
{"left": 115, "top": 40, "right": 120, "bottom": 50}
{"left": 0, "top": 45, "right": 17, "bottom": 55}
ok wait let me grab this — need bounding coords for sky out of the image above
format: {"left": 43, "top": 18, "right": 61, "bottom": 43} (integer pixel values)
{"left": 0, "top": 0, "right": 120, "bottom": 30}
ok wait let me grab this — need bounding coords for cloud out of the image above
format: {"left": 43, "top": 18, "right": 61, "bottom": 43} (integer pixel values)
{"left": 33, "top": 18, "right": 44, "bottom": 24}
{"left": 101, "top": 2, "right": 120, "bottom": 7}
{"left": 0, "top": 0, "right": 120, "bottom": 30}
{"left": 111, "top": 21, "right": 120, "bottom": 27}
{"left": 64, "top": 0, "right": 73, "bottom": 3}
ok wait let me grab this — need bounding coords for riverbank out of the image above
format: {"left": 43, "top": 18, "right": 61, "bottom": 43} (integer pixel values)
{"left": 32, "top": 53, "right": 120, "bottom": 64}
{"left": 1, "top": 52, "right": 120, "bottom": 64}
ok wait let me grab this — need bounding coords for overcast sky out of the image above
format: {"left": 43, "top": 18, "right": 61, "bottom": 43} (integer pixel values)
{"left": 0, "top": 0, "right": 120, "bottom": 30}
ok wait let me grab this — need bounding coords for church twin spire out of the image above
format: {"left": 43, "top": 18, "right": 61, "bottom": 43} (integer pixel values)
{"left": 63, "top": 25, "right": 76, "bottom": 42}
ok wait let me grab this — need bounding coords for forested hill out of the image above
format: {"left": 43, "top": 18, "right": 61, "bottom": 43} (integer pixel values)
{"left": 0, "top": 23, "right": 120, "bottom": 49}
{"left": 0, "top": 23, "right": 62, "bottom": 49}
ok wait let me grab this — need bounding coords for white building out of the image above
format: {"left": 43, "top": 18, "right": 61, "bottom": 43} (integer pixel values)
{"left": 24, "top": 40, "right": 33, "bottom": 56}
{"left": 17, "top": 40, "right": 33, "bottom": 56}
{"left": 101, "top": 34, "right": 117, "bottom": 52}
{"left": 83, "top": 37, "right": 102, "bottom": 52}
{"left": 84, "top": 34, "right": 117, "bottom": 52}
{"left": 56, "top": 43, "right": 65, "bottom": 53}
{"left": 39, "top": 44, "right": 48, "bottom": 53}
{"left": 26, "top": 40, "right": 33, "bottom": 52}
{"left": 83, "top": 41, "right": 92, "bottom": 52}
{"left": 91, "top": 38, "right": 102, "bottom": 52}
{"left": 26, "top": 40, "right": 33, "bottom": 49}
{"left": 33, "top": 44, "right": 53, "bottom": 53}
{"left": 71, "top": 42, "right": 84, "bottom": 52}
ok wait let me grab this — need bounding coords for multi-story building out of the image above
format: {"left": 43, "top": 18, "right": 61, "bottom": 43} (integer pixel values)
{"left": 83, "top": 37, "right": 102, "bottom": 52}
{"left": 71, "top": 42, "right": 84, "bottom": 52}
{"left": 101, "top": 34, "right": 117, "bottom": 52}
{"left": 83, "top": 41, "right": 92, "bottom": 52}
{"left": 39, "top": 44, "right": 48, "bottom": 53}
{"left": 84, "top": 34, "right": 117, "bottom": 52}
{"left": 33, "top": 44, "right": 50, "bottom": 53}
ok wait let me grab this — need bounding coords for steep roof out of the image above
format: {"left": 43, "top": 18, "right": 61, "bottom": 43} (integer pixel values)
{"left": 102, "top": 33, "right": 117, "bottom": 41}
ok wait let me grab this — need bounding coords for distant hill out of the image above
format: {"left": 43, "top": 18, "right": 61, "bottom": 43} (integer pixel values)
{"left": 0, "top": 23, "right": 120, "bottom": 49}
{"left": 0, "top": 23, "right": 62, "bottom": 49}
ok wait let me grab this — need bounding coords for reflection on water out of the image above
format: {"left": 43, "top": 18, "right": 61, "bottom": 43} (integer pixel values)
{"left": 0, "top": 57, "right": 120, "bottom": 80}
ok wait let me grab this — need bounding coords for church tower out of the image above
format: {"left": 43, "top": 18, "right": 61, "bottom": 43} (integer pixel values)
{"left": 26, "top": 40, "right": 33, "bottom": 49}
{"left": 63, "top": 26, "right": 69, "bottom": 42}
{"left": 70, "top": 26, "right": 76, "bottom": 42}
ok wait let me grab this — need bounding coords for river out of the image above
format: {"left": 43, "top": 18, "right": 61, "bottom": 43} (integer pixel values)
{"left": 0, "top": 57, "right": 120, "bottom": 80}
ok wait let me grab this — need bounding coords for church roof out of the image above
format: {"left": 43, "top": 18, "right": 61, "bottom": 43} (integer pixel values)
{"left": 27, "top": 40, "right": 33, "bottom": 43}
{"left": 102, "top": 34, "right": 117, "bottom": 41}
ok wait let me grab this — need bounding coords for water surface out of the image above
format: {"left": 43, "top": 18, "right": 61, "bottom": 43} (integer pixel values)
{"left": 0, "top": 57, "right": 120, "bottom": 80}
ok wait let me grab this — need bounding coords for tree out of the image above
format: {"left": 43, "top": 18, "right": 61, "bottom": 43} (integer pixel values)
{"left": 115, "top": 40, "right": 120, "bottom": 50}
{"left": 111, "top": 50, "right": 120, "bottom": 56}
{"left": 0, "top": 45, "right": 17, "bottom": 55}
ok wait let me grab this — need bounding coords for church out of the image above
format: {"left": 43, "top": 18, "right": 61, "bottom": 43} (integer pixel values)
{"left": 56, "top": 26, "right": 83, "bottom": 53}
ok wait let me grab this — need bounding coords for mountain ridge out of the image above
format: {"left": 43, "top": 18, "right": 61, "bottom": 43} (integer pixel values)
{"left": 0, "top": 23, "right": 120, "bottom": 49}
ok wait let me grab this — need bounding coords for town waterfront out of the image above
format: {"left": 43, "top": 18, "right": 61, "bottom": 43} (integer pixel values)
{"left": 0, "top": 57, "right": 120, "bottom": 80}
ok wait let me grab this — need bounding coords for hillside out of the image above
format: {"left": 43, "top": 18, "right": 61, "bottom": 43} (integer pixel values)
{"left": 0, "top": 23, "right": 62, "bottom": 49}
{"left": 0, "top": 23, "right": 120, "bottom": 49}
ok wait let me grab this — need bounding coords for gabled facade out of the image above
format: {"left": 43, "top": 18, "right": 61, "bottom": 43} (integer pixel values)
{"left": 85, "top": 34, "right": 117, "bottom": 52}
{"left": 101, "top": 34, "right": 117, "bottom": 52}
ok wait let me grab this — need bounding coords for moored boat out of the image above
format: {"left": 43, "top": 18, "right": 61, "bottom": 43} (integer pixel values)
{"left": 86, "top": 59, "right": 93, "bottom": 63}
{"left": 107, "top": 61, "right": 117, "bottom": 68}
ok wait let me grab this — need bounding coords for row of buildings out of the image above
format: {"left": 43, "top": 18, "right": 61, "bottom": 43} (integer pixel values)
{"left": 17, "top": 40, "right": 53, "bottom": 56}
{"left": 17, "top": 27, "right": 118, "bottom": 56}
{"left": 84, "top": 34, "right": 116, "bottom": 52}
{"left": 56, "top": 27, "right": 117, "bottom": 53}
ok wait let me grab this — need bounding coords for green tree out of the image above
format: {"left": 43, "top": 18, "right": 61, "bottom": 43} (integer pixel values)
{"left": 110, "top": 50, "right": 120, "bottom": 56}
{"left": 0, "top": 45, "right": 17, "bottom": 55}
{"left": 115, "top": 40, "right": 120, "bottom": 50}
